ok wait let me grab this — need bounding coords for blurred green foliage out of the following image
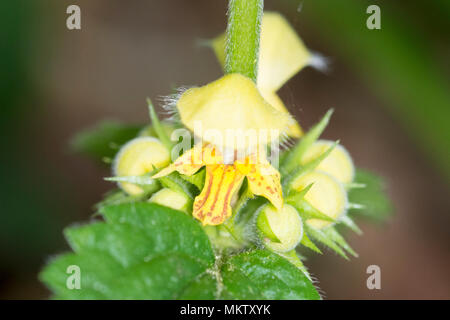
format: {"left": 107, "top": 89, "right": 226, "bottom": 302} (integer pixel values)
{"left": 71, "top": 121, "right": 142, "bottom": 162}
{"left": 283, "top": 0, "right": 450, "bottom": 180}
{"left": 0, "top": 1, "right": 69, "bottom": 270}
{"left": 349, "top": 169, "right": 393, "bottom": 222}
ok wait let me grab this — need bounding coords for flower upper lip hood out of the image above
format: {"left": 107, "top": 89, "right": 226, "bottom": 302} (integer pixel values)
{"left": 176, "top": 73, "right": 292, "bottom": 151}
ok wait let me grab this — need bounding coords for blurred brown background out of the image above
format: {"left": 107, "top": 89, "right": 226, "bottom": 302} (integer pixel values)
{"left": 0, "top": 0, "right": 449, "bottom": 299}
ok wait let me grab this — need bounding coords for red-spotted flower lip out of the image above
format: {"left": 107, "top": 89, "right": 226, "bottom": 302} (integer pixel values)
{"left": 153, "top": 144, "right": 283, "bottom": 226}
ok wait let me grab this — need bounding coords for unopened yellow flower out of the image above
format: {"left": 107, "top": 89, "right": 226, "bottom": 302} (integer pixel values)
{"left": 212, "top": 12, "right": 321, "bottom": 138}
{"left": 149, "top": 188, "right": 190, "bottom": 212}
{"left": 257, "top": 203, "right": 303, "bottom": 252}
{"left": 301, "top": 140, "right": 355, "bottom": 184}
{"left": 292, "top": 171, "right": 347, "bottom": 229}
{"left": 153, "top": 145, "right": 282, "bottom": 226}
{"left": 114, "top": 137, "right": 170, "bottom": 195}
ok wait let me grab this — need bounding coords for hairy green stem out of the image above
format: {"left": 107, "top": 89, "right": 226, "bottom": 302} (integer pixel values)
{"left": 225, "top": 0, "right": 263, "bottom": 82}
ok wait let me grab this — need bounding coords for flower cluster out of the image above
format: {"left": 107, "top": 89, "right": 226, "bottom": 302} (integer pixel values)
{"left": 108, "top": 12, "right": 363, "bottom": 274}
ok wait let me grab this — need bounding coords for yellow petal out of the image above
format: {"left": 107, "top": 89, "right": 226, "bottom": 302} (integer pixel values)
{"left": 152, "top": 144, "right": 222, "bottom": 178}
{"left": 236, "top": 157, "right": 283, "bottom": 210}
{"left": 211, "top": 12, "right": 312, "bottom": 92}
{"left": 292, "top": 171, "right": 347, "bottom": 229}
{"left": 114, "top": 137, "right": 170, "bottom": 195}
{"left": 193, "top": 164, "right": 245, "bottom": 226}
{"left": 301, "top": 140, "right": 355, "bottom": 184}
{"left": 259, "top": 88, "right": 303, "bottom": 138}
{"left": 177, "top": 74, "right": 291, "bottom": 150}
{"left": 257, "top": 12, "right": 312, "bottom": 92}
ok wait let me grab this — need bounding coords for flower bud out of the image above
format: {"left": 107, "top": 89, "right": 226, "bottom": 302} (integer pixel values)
{"left": 257, "top": 204, "right": 303, "bottom": 252}
{"left": 149, "top": 188, "right": 190, "bottom": 212}
{"left": 113, "top": 137, "right": 170, "bottom": 195}
{"left": 292, "top": 171, "right": 348, "bottom": 229}
{"left": 301, "top": 140, "right": 355, "bottom": 184}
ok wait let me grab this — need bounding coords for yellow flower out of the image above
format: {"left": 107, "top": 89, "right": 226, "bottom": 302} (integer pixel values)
{"left": 292, "top": 171, "right": 348, "bottom": 229}
{"left": 257, "top": 203, "right": 303, "bottom": 252}
{"left": 149, "top": 188, "right": 191, "bottom": 212}
{"left": 114, "top": 137, "right": 170, "bottom": 195}
{"left": 153, "top": 144, "right": 282, "bottom": 226}
{"left": 300, "top": 140, "right": 355, "bottom": 185}
{"left": 211, "top": 12, "right": 323, "bottom": 138}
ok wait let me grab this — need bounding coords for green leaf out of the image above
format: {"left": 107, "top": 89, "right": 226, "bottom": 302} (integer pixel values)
{"left": 177, "top": 273, "right": 218, "bottom": 300}
{"left": 221, "top": 250, "right": 320, "bottom": 299}
{"left": 40, "top": 203, "right": 214, "bottom": 299}
{"left": 348, "top": 169, "right": 393, "bottom": 221}
{"left": 71, "top": 120, "right": 141, "bottom": 162}
{"left": 179, "top": 250, "right": 320, "bottom": 300}
{"left": 41, "top": 203, "right": 320, "bottom": 300}
{"left": 100, "top": 203, "right": 213, "bottom": 265}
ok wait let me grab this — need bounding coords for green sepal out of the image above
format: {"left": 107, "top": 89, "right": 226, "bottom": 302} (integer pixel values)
{"left": 282, "top": 140, "right": 338, "bottom": 193}
{"left": 281, "top": 109, "right": 333, "bottom": 174}
{"left": 323, "top": 227, "right": 358, "bottom": 257}
{"left": 104, "top": 173, "right": 161, "bottom": 195}
{"left": 291, "top": 198, "right": 335, "bottom": 223}
{"left": 285, "top": 183, "right": 313, "bottom": 203}
{"left": 300, "top": 232, "right": 322, "bottom": 254}
{"left": 147, "top": 98, "right": 174, "bottom": 150}
{"left": 277, "top": 250, "right": 311, "bottom": 280}
{"left": 304, "top": 224, "right": 348, "bottom": 259}
{"left": 339, "top": 215, "right": 363, "bottom": 235}
{"left": 179, "top": 168, "right": 205, "bottom": 191}
{"left": 256, "top": 210, "right": 282, "bottom": 243}
{"left": 157, "top": 171, "right": 198, "bottom": 200}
